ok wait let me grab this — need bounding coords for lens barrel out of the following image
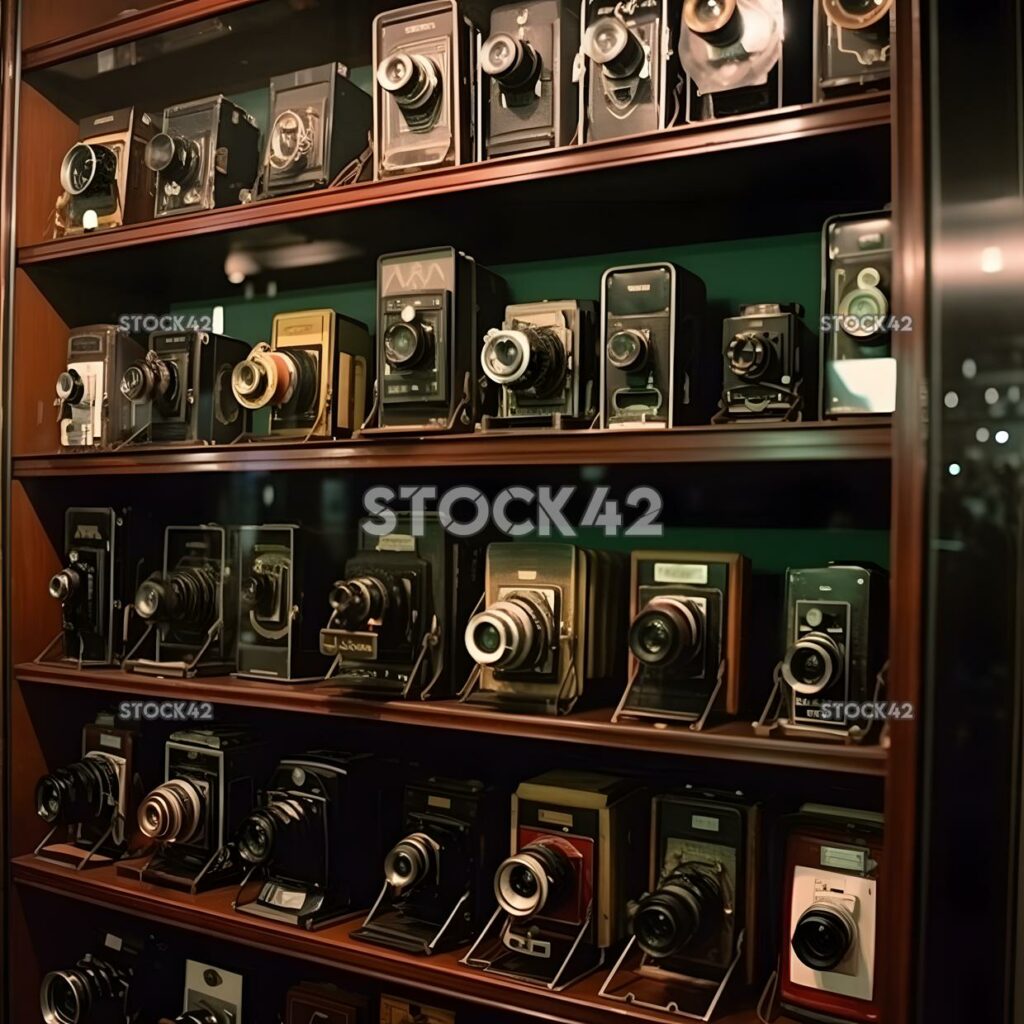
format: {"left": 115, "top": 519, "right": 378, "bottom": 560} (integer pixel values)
{"left": 35, "top": 754, "right": 118, "bottom": 827}
{"left": 495, "top": 840, "right": 573, "bottom": 917}
{"left": 481, "top": 33, "right": 542, "bottom": 91}
{"left": 465, "top": 592, "right": 554, "bottom": 672}
{"left": 792, "top": 903, "right": 856, "bottom": 971}
{"left": 137, "top": 778, "right": 204, "bottom": 843}
{"left": 585, "top": 17, "right": 646, "bottom": 79}
{"left": 629, "top": 596, "right": 703, "bottom": 667}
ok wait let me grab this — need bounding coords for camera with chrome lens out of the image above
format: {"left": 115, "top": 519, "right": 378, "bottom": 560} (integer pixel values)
{"left": 814, "top": 0, "right": 892, "bottom": 101}
{"left": 163, "top": 960, "right": 244, "bottom": 1024}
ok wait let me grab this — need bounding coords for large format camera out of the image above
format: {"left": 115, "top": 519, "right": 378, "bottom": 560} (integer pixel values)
{"left": 480, "top": 299, "right": 598, "bottom": 430}
{"left": 54, "top": 108, "right": 155, "bottom": 237}
{"left": 615, "top": 550, "right": 749, "bottom": 726}
{"left": 814, "top": 0, "right": 892, "bottom": 101}
{"left": 465, "top": 771, "right": 646, "bottom": 989}
{"left": 120, "top": 330, "right": 251, "bottom": 444}
{"left": 57, "top": 326, "right": 148, "bottom": 448}
{"left": 822, "top": 212, "right": 896, "bottom": 416}
{"left": 163, "top": 961, "right": 244, "bottom": 1024}
{"left": 355, "top": 775, "right": 506, "bottom": 954}
{"left": 231, "top": 309, "right": 371, "bottom": 439}
{"left": 600, "top": 262, "right": 712, "bottom": 429}
{"left": 373, "top": 1, "right": 482, "bottom": 178}
{"left": 146, "top": 96, "right": 260, "bottom": 217}
{"left": 480, "top": 1, "right": 580, "bottom": 158}
{"left": 462, "top": 543, "right": 625, "bottom": 715}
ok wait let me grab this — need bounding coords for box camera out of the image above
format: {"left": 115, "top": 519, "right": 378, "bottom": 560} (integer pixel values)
{"left": 465, "top": 770, "right": 646, "bottom": 989}
{"left": 480, "top": 299, "right": 599, "bottom": 430}
{"left": 600, "top": 262, "right": 712, "bottom": 429}
{"left": 164, "top": 961, "right": 244, "bottom": 1024}
{"left": 717, "top": 303, "right": 820, "bottom": 422}
{"left": 462, "top": 542, "right": 625, "bottom": 715}
{"left": 582, "top": 0, "right": 683, "bottom": 143}
{"left": 54, "top": 107, "right": 155, "bottom": 236}
{"left": 373, "top": 1, "right": 482, "bottom": 178}
{"left": 133, "top": 728, "right": 265, "bottom": 892}
{"left": 822, "top": 212, "right": 896, "bottom": 416}
{"left": 57, "top": 325, "right": 148, "bottom": 448}
{"left": 256, "top": 63, "right": 372, "bottom": 199}
{"left": 320, "top": 512, "right": 484, "bottom": 699}
{"left": 368, "top": 247, "right": 507, "bottom": 432}
{"left": 615, "top": 550, "right": 749, "bottom": 726}
{"left": 146, "top": 95, "right": 260, "bottom": 216}
{"left": 286, "top": 983, "right": 370, "bottom": 1024}
{"left": 120, "top": 329, "right": 251, "bottom": 444}
{"left": 480, "top": 1, "right": 581, "bottom": 158}
{"left": 234, "top": 752, "right": 395, "bottom": 929}
{"left": 779, "top": 807, "right": 883, "bottom": 1023}
{"left": 231, "top": 309, "right": 371, "bottom": 440}
{"left": 814, "top": 0, "right": 892, "bottom": 101}
{"left": 355, "top": 775, "right": 506, "bottom": 954}
{"left": 380, "top": 995, "right": 456, "bottom": 1024}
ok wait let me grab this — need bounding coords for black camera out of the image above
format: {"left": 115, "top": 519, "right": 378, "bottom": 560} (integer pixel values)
{"left": 814, "top": 0, "right": 892, "bottom": 101}
{"left": 164, "top": 960, "right": 244, "bottom": 1024}
{"left": 600, "top": 262, "right": 713, "bottom": 429}
{"left": 480, "top": 1, "right": 581, "bottom": 158}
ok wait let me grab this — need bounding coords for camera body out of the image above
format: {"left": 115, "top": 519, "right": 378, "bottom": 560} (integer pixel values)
{"left": 463, "top": 542, "right": 626, "bottom": 715}
{"left": 55, "top": 107, "right": 155, "bottom": 236}
{"left": 481, "top": 0, "right": 581, "bottom": 158}
{"left": 57, "top": 325, "right": 148, "bottom": 447}
{"left": 814, "top": 0, "right": 892, "bottom": 101}
{"left": 257, "top": 63, "right": 372, "bottom": 199}
{"left": 146, "top": 95, "right": 260, "bottom": 217}
{"left": 168, "top": 961, "right": 244, "bottom": 1024}
{"left": 120, "top": 330, "right": 251, "bottom": 444}
{"left": 822, "top": 212, "right": 895, "bottom": 416}
{"left": 232, "top": 309, "right": 371, "bottom": 439}
{"left": 481, "top": 299, "right": 599, "bottom": 429}
{"left": 380, "top": 995, "right": 454, "bottom": 1024}
{"left": 286, "top": 983, "right": 370, "bottom": 1024}
{"left": 600, "top": 262, "right": 712, "bottom": 429}
{"left": 373, "top": 1, "right": 482, "bottom": 178}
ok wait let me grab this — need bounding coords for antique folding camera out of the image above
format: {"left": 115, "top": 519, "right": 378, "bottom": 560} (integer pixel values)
{"left": 320, "top": 512, "right": 484, "bottom": 699}
{"left": 677, "top": 0, "right": 784, "bottom": 121}
{"left": 164, "top": 961, "right": 244, "bottom": 1024}
{"left": 822, "top": 212, "right": 896, "bottom": 416}
{"left": 779, "top": 806, "right": 883, "bottom": 1023}
{"left": 231, "top": 309, "right": 371, "bottom": 439}
{"left": 146, "top": 95, "right": 260, "bottom": 216}
{"left": 581, "top": 0, "right": 683, "bottom": 143}
{"left": 814, "top": 0, "right": 892, "bottom": 101}
{"left": 234, "top": 752, "right": 394, "bottom": 929}
{"left": 480, "top": 299, "right": 598, "bottom": 430}
{"left": 614, "top": 551, "right": 749, "bottom": 727}
{"left": 54, "top": 107, "right": 155, "bottom": 236}
{"left": 133, "top": 728, "right": 265, "bottom": 892}
{"left": 286, "top": 982, "right": 370, "bottom": 1024}
{"left": 600, "top": 789, "right": 759, "bottom": 1015}
{"left": 57, "top": 325, "right": 148, "bottom": 448}
{"left": 355, "top": 775, "right": 506, "bottom": 954}
{"left": 600, "top": 262, "right": 713, "bottom": 429}
{"left": 122, "top": 524, "right": 239, "bottom": 678}
{"left": 380, "top": 995, "right": 455, "bottom": 1024}
{"left": 367, "top": 247, "right": 507, "bottom": 433}
{"left": 464, "top": 770, "right": 647, "bottom": 990}
{"left": 717, "top": 303, "right": 821, "bottom": 422}
{"left": 120, "top": 329, "right": 251, "bottom": 445}
{"left": 373, "top": 1, "right": 482, "bottom": 178}
{"left": 255, "top": 63, "right": 372, "bottom": 199}
{"left": 480, "top": 1, "right": 581, "bottom": 158}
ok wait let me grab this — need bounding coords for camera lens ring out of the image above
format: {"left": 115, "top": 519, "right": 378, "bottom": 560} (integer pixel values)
{"left": 481, "top": 329, "right": 531, "bottom": 386}
{"left": 41, "top": 970, "right": 88, "bottom": 1024}
{"left": 377, "top": 52, "right": 441, "bottom": 111}
{"left": 629, "top": 596, "right": 703, "bottom": 667}
{"left": 607, "top": 328, "right": 650, "bottom": 371}
{"left": 330, "top": 574, "right": 391, "bottom": 628}
{"left": 465, "top": 592, "right": 553, "bottom": 671}
{"left": 584, "top": 17, "right": 646, "bottom": 80}
{"left": 35, "top": 753, "right": 118, "bottom": 827}
{"left": 268, "top": 108, "right": 314, "bottom": 171}
{"left": 384, "top": 317, "right": 433, "bottom": 370}
{"left": 727, "top": 331, "right": 771, "bottom": 381}
{"left": 55, "top": 369, "right": 85, "bottom": 406}
{"left": 49, "top": 567, "right": 81, "bottom": 603}
{"left": 683, "top": 0, "right": 744, "bottom": 47}
{"left": 781, "top": 631, "right": 845, "bottom": 694}
{"left": 822, "top": 0, "right": 893, "bottom": 31}
{"left": 495, "top": 841, "right": 571, "bottom": 917}
{"left": 145, "top": 132, "right": 199, "bottom": 185}
{"left": 837, "top": 268, "right": 889, "bottom": 339}
{"left": 384, "top": 831, "right": 437, "bottom": 890}
{"left": 792, "top": 902, "right": 857, "bottom": 971}
{"left": 481, "top": 32, "right": 542, "bottom": 91}
{"left": 137, "top": 777, "right": 204, "bottom": 844}
{"left": 60, "top": 142, "right": 117, "bottom": 198}
{"left": 482, "top": 326, "right": 566, "bottom": 395}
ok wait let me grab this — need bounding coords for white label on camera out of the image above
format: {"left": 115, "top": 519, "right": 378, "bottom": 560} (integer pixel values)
{"left": 691, "top": 814, "right": 720, "bottom": 832}
{"left": 821, "top": 845, "right": 866, "bottom": 873}
{"left": 377, "top": 533, "right": 416, "bottom": 553}
{"left": 655, "top": 563, "right": 708, "bottom": 585}
{"left": 268, "top": 886, "right": 306, "bottom": 909}
{"left": 428, "top": 795, "right": 451, "bottom": 810}
{"left": 99, "top": 734, "right": 122, "bottom": 750}
{"left": 518, "top": 570, "right": 539, "bottom": 580}
{"left": 539, "top": 809, "right": 573, "bottom": 827}
{"left": 104, "top": 933, "right": 124, "bottom": 952}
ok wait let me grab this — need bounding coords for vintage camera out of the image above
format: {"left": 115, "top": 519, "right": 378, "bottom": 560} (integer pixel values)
{"left": 134, "top": 728, "right": 265, "bottom": 892}
{"left": 57, "top": 325, "right": 148, "bottom": 448}
{"left": 677, "top": 0, "right": 783, "bottom": 120}
{"left": 286, "top": 983, "right": 369, "bottom": 1024}
{"left": 465, "top": 771, "right": 646, "bottom": 989}
{"left": 373, "top": 1, "right": 482, "bottom": 178}
{"left": 320, "top": 512, "right": 484, "bottom": 699}
{"left": 231, "top": 310, "right": 370, "bottom": 439}
{"left": 146, "top": 96, "right": 260, "bottom": 217}
{"left": 120, "top": 330, "right": 251, "bottom": 444}
{"left": 600, "top": 262, "right": 713, "bottom": 429}
{"left": 814, "top": 0, "right": 892, "bottom": 101}
{"left": 615, "top": 551, "right": 748, "bottom": 726}
{"left": 717, "top": 303, "right": 820, "bottom": 422}
{"left": 779, "top": 807, "right": 883, "bottom": 1023}
{"left": 123, "top": 525, "right": 239, "bottom": 678}
{"left": 480, "top": 300, "right": 598, "bottom": 429}
{"left": 369, "top": 247, "right": 507, "bottom": 432}
{"left": 256, "top": 63, "right": 372, "bottom": 199}
{"left": 581, "top": 0, "right": 683, "bottom": 143}
{"left": 235, "top": 752, "right": 393, "bottom": 929}
{"left": 162, "top": 961, "right": 244, "bottom": 1024}
{"left": 355, "top": 775, "right": 506, "bottom": 954}
{"left": 54, "top": 108, "right": 155, "bottom": 236}
{"left": 822, "top": 212, "right": 896, "bottom": 416}
{"left": 480, "top": 1, "right": 581, "bottom": 158}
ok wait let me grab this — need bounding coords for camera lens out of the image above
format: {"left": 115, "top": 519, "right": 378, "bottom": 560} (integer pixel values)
{"left": 496, "top": 841, "right": 573, "bottom": 917}
{"left": 35, "top": 754, "right": 118, "bottom": 827}
{"left": 137, "top": 778, "right": 204, "bottom": 843}
{"left": 60, "top": 143, "right": 118, "bottom": 198}
{"left": 120, "top": 353, "right": 178, "bottom": 406}
{"left": 683, "top": 0, "right": 744, "bottom": 47}
{"left": 782, "top": 631, "right": 845, "bottom": 694}
{"left": 41, "top": 958, "right": 127, "bottom": 1024}
{"left": 384, "top": 316, "right": 433, "bottom": 370}
{"left": 792, "top": 905, "right": 855, "bottom": 971}
{"left": 607, "top": 329, "right": 649, "bottom": 371}
{"left": 465, "top": 592, "right": 554, "bottom": 672}
{"left": 824, "top": 0, "right": 892, "bottom": 30}
{"left": 49, "top": 567, "right": 81, "bottom": 603}
{"left": 584, "top": 17, "right": 646, "bottom": 79}
{"left": 240, "top": 572, "right": 271, "bottom": 612}
{"left": 481, "top": 33, "right": 542, "bottom": 91}
{"left": 55, "top": 369, "right": 86, "bottom": 406}
{"left": 727, "top": 332, "right": 771, "bottom": 381}
{"left": 135, "top": 565, "right": 218, "bottom": 627}
{"left": 238, "top": 798, "right": 307, "bottom": 866}
{"left": 838, "top": 266, "right": 889, "bottom": 339}
{"left": 330, "top": 574, "right": 391, "bottom": 629}
{"left": 145, "top": 132, "right": 199, "bottom": 184}
{"left": 377, "top": 53, "right": 441, "bottom": 112}
{"left": 629, "top": 597, "right": 703, "bottom": 667}
{"left": 633, "top": 868, "right": 721, "bottom": 958}
{"left": 231, "top": 346, "right": 302, "bottom": 412}
{"left": 481, "top": 326, "right": 566, "bottom": 396}
{"left": 269, "top": 109, "right": 313, "bottom": 171}
{"left": 384, "top": 832, "right": 437, "bottom": 890}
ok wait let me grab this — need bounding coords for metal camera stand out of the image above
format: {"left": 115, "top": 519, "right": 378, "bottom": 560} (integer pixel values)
{"left": 121, "top": 839, "right": 238, "bottom": 895}
{"left": 711, "top": 382, "right": 804, "bottom": 425}
{"left": 34, "top": 807, "right": 126, "bottom": 872}
{"left": 120, "top": 604, "right": 229, "bottom": 679}
{"left": 353, "top": 880, "right": 472, "bottom": 955}
{"left": 612, "top": 658, "right": 728, "bottom": 731}
{"left": 230, "top": 384, "right": 334, "bottom": 446}
{"left": 35, "top": 629, "right": 102, "bottom": 670}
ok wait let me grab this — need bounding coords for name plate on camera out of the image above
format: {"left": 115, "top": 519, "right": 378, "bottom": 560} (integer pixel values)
{"left": 654, "top": 563, "right": 709, "bottom": 585}
{"left": 319, "top": 629, "right": 378, "bottom": 660}
{"left": 377, "top": 533, "right": 416, "bottom": 553}
{"left": 820, "top": 845, "right": 866, "bottom": 873}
